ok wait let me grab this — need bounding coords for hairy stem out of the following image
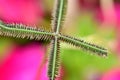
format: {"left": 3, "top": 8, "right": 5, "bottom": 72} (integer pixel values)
{"left": 59, "top": 34, "right": 107, "bottom": 56}
{"left": 52, "top": 0, "right": 67, "bottom": 33}
{"left": 0, "top": 22, "right": 53, "bottom": 41}
{"left": 48, "top": 37, "right": 60, "bottom": 80}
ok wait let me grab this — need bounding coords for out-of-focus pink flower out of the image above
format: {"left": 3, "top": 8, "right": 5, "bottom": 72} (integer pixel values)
{"left": 0, "top": 0, "right": 50, "bottom": 80}
{"left": 96, "top": 3, "right": 119, "bottom": 27}
{"left": 0, "top": 43, "right": 49, "bottom": 80}
{"left": 79, "top": 0, "right": 100, "bottom": 10}
{"left": 0, "top": 0, "right": 44, "bottom": 25}
{"left": 101, "top": 67, "right": 120, "bottom": 80}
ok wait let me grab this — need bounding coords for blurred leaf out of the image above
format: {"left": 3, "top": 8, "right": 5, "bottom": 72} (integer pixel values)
{"left": 61, "top": 48, "right": 117, "bottom": 80}
{"left": 0, "top": 38, "right": 12, "bottom": 58}
{"left": 75, "top": 14, "right": 97, "bottom": 37}
{"left": 98, "top": 27, "right": 116, "bottom": 40}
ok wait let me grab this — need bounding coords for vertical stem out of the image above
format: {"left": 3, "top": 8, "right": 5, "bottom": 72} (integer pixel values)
{"left": 52, "top": 0, "right": 66, "bottom": 33}
{"left": 48, "top": 37, "right": 60, "bottom": 80}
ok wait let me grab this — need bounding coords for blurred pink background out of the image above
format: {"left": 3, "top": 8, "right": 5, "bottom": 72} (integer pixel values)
{"left": 0, "top": 0, "right": 120, "bottom": 80}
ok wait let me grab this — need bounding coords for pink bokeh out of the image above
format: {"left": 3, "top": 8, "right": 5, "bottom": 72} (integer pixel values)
{"left": 0, "top": 0, "right": 50, "bottom": 80}
{"left": 0, "top": 43, "right": 49, "bottom": 80}
{"left": 101, "top": 68, "right": 120, "bottom": 80}
{"left": 0, "top": 0, "right": 44, "bottom": 25}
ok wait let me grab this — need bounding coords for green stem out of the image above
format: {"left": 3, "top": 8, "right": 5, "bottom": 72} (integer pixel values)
{"left": 59, "top": 34, "right": 107, "bottom": 56}
{"left": 48, "top": 37, "right": 60, "bottom": 80}
{"left": 0, "top": 23, "right": 53, "bottom": 41}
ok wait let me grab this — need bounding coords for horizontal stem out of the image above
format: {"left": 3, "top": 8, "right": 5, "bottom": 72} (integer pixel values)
{"left": 59, "top": 34, "right": 107, "bottom": 56}
{"left": 0, "top": 22, "right": 54, "bottom": 41}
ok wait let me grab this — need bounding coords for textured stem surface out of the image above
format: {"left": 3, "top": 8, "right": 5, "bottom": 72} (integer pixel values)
{"left": 52, "top": 0, "right": 67, "bottom": 33}
{"left": 59, "top": 34, "right": 107, "bottom": 56}
{"left": 0, "top": 22, "right": 53, "bottom": 41}
{"left": 48, "top": 37, "right": 60, "bottom": 80}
